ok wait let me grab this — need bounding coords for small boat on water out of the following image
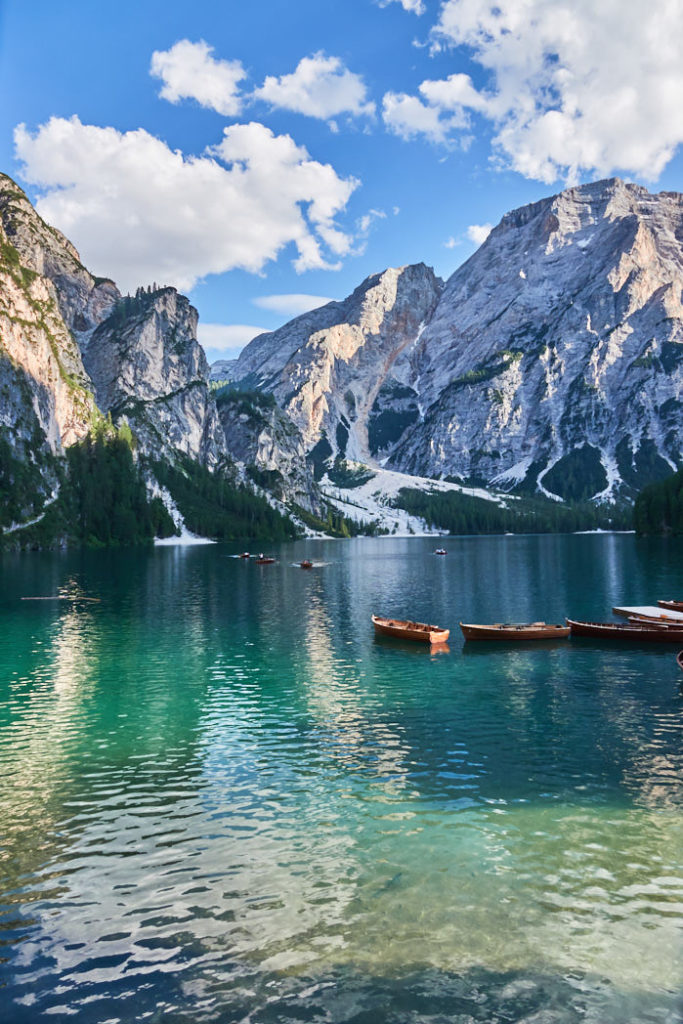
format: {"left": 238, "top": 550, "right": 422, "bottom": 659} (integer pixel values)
{"left": 239, "top": 552, "right": 251, "bottom": 559}
{"left": 254, "top": 555, "right": 275, "bottom": 564}
{"left": 372, "top": 615, "right": 449, "bottom": 644}
{"left": 435, "top": 548, "right": 447, "bottom": 555}
{"left": 299, "top": 559, "right": 313, "bottom": 569}
{"left": 460, "top": 622, "right": 570, "bottom": 641}
{"left": 567, "top": 619, "right": 683, "bottom": 642}
{"left": 658, "top": 599, "right": 683, "bottom": 612}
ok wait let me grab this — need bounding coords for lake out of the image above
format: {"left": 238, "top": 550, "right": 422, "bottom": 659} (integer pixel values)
{"left": 0, "top": 534, "right": 681, "bottom": 1023}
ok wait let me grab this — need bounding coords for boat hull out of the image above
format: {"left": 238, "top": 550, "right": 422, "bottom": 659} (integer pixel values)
{"left": 372, "top": 615, "right": 449, "bottom": 645}
{"left": 658, "top": 600, "right": 683, "bottom": 612}
{"left": 568, "top": 619, "right": 683, "bottom": 642}
{"left": 460, "top": 622, "right": 570, "bottom": 641}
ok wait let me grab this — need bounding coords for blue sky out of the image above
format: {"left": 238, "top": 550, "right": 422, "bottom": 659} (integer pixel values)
{"left": 2, "top": 0, "right": 683, "bottom": 363}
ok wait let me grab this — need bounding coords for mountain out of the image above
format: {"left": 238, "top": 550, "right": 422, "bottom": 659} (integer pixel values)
{"left": 0, "top": 174, "right": 314, "bottom": 544}
{"left": 232, "top": 178, "right": 682, "bottom": 502}
{"left": 233, "top": 264, "right": 443, "bottom": 463}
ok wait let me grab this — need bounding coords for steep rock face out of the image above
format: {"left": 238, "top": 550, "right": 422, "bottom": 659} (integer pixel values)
{"left": 392, "top": 179, "right": 683, "bottom": 497}
{"left": 0, "top": 193, "right": 100, "bottom": 525}
{"left": 216, "top": 389, "right": 319, "bottom": 511}
{"left": 0, "top": 173, "right": 119, "bottom": 341}
{"left": 234, "top": 264, "right": 443, "bottom": 462}
{"left": 85, "top": 288, "right": 227, "bottom": 466}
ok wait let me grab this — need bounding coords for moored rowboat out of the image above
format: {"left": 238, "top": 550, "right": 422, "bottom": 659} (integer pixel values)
{"left": 372, "top": 615, "right": 449, "bottom": 644}
{"left": 658, "top": 599, "right": 683, "bottom": 612}
{"left": 567, "top": 619, "right": 683, "bottom": 642}
{"left": 460, "top": 622, "right": 570, "bottom": 641}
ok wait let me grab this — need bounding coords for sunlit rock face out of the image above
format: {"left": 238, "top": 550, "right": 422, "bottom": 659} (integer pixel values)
{"left": 0, "top": 176, "right": 99, "bottom": 494}
{"left": 84, "top": 287, "right": 227, "bottom": 467}
{"left": 236, "top": 179, "right": 682, "bottom": 500}
{"left": 233, "top": 264, "right": 444, "bottom": 463}
{"left": 391, "top": 179, "right": 683, "bottom": 499}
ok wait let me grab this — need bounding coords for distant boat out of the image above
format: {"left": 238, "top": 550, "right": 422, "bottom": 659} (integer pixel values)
{"left": 460, "top": 622, "right": 570, "bottom": 641}
{"left": 567, "top": 619, "right": 683, "bottom": 642}
{"left": 239, "top": 552, "right": 250, "bottom": 559}
{"left": 299, "top": 560, "right": 313, "bottom": 569}
{"left": 372, "top": 615, "right": 449, "bottom": 644}
{"left": 658, "top": 599, "right": 683, "bottom": 612}
{"left": 435, "top": 548, "right": 447, "bottom": 555}
{"left": 254, "top": 555, "right": 275, "bottom": 564}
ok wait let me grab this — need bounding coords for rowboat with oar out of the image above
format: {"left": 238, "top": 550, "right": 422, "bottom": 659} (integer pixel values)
{"left": 460, "top": 622, "right": 570, "bottom": 641}
{"left": 567, "top": 619, "right": 683, "bottom": 642}
{"left": 372, "top": 615, "right": 449, "bottom": 644}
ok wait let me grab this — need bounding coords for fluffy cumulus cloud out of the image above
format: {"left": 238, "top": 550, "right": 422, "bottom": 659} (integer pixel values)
{"left": 383, "top": 0, "right": 683, "bottom": 182}
{"left": 14, "top": 117, "right": 358, "bottom": 292}
{"left": 378, "top": 0, "right": 425, "bottom": 13}
{"left": 197, "top": 323, "right": 269, "bottom": 352}
{"left": 252, "top": 294, "right": 336, "bottom": 316}
{"left": 254, "top": 53, "right": 375, "bottom": 120}
{"left": 466, "top": 223, "right": 492, "bottom": 245}
{"left": 150, "top": 39, "right": 246, "bottom": 117}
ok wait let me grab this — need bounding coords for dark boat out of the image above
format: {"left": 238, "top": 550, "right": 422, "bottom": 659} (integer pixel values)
{"left": 372, "top": 615, "right": 449, "bottom": 644}
{"left": 299, "top": 560, "right": 313, "bottom": 569}
{"left": 435, "top": 548, "right": 447, "bottom": 555}
{"left": 254, "top": 555, "right": 276, "bottom": 564}
{"left": 567, "top": 618, "right": 683, "bottom": 642}
{"left": 658, "top": 599, "right": 683, "bottom": 612}
{"left": 239, "top": 552, "right": 250, "bottom": 559}
{"left": 460, "top": 622, "right": 570, "bottom": 641}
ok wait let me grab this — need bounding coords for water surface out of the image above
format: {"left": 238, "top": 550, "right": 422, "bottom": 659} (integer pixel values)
{"left": 0, "top": 535, "right": 681, "bottom": 1023}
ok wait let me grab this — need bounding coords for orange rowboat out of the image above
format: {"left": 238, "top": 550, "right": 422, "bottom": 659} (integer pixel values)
{"left": 460, "top": 622, "right": 570, "bottom": 641}
{"left": 372, "top": 615, "right": 449, "bottom": 645}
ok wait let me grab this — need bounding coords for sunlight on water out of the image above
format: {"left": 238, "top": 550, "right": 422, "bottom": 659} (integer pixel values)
{"left": 0, "top": 536, "right": 681, "bottom": 1022}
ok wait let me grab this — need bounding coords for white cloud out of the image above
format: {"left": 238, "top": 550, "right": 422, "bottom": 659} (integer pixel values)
{"left": 418, "top": 0, "right": 683, "bottom": 183}
{"left": 150, "top": 39, "right": 246, "bottom": 117}
{"left": 357, "top": 208, "right": 386, "bottom": 234}
{"left": 197, "top": 323, "right": 269, "bottom": 352}
{"left": 382, "top": 91, "right": 453, "bottom": 143}
{"left": 14, "top": 117, "right": 359, "bottom": 292}
{"left": 252, "top": 294, "right": 336, "bottom": 317}
{"left": 444, "top": 236, "right": 458, "bottom": 249}
{"left": 379, "top": 0, "right": 425, "bottom": 13}
{"left": 254, "top": 53, "right": 375, "bottom": 119}
{"left": 467, "top": 223, "right": 493, "bottom": 245}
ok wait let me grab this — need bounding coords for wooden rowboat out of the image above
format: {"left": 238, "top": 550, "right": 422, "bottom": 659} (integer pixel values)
{"left": 372, "top": 615, "right": 449, "bottom": 644}
{"left": 254, "top": 556, "right": 275, "bottom": 564}
{"left": 567, "top": 619, "right": 683, "bottom": 642}
{"left": 658, "top": 599, "right": 683, "bottom": 612}
{"left": 460, "top": 622, "right": 570, "bottom": 641}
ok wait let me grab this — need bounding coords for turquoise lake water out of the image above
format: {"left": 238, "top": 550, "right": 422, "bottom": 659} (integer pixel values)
{"left": 0, "top": 534, "right": 681, "bottom": 1023}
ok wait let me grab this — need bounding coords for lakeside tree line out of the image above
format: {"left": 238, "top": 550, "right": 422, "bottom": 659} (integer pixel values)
{"left": 634, "top": 469, "right": 683, "bottom": 535}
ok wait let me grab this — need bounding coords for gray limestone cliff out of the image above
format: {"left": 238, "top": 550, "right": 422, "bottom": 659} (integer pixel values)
{"left": 84, "top": 287, "right": 227, "bottom": 467}
{"left": 233, "top": 264, "right": 444, "bottom": 464}
{"left": 234, "top": 179, "right": 682, "bottom": 502}
{"left": 392, "top": 178, "right": 683, "bottom": 499}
